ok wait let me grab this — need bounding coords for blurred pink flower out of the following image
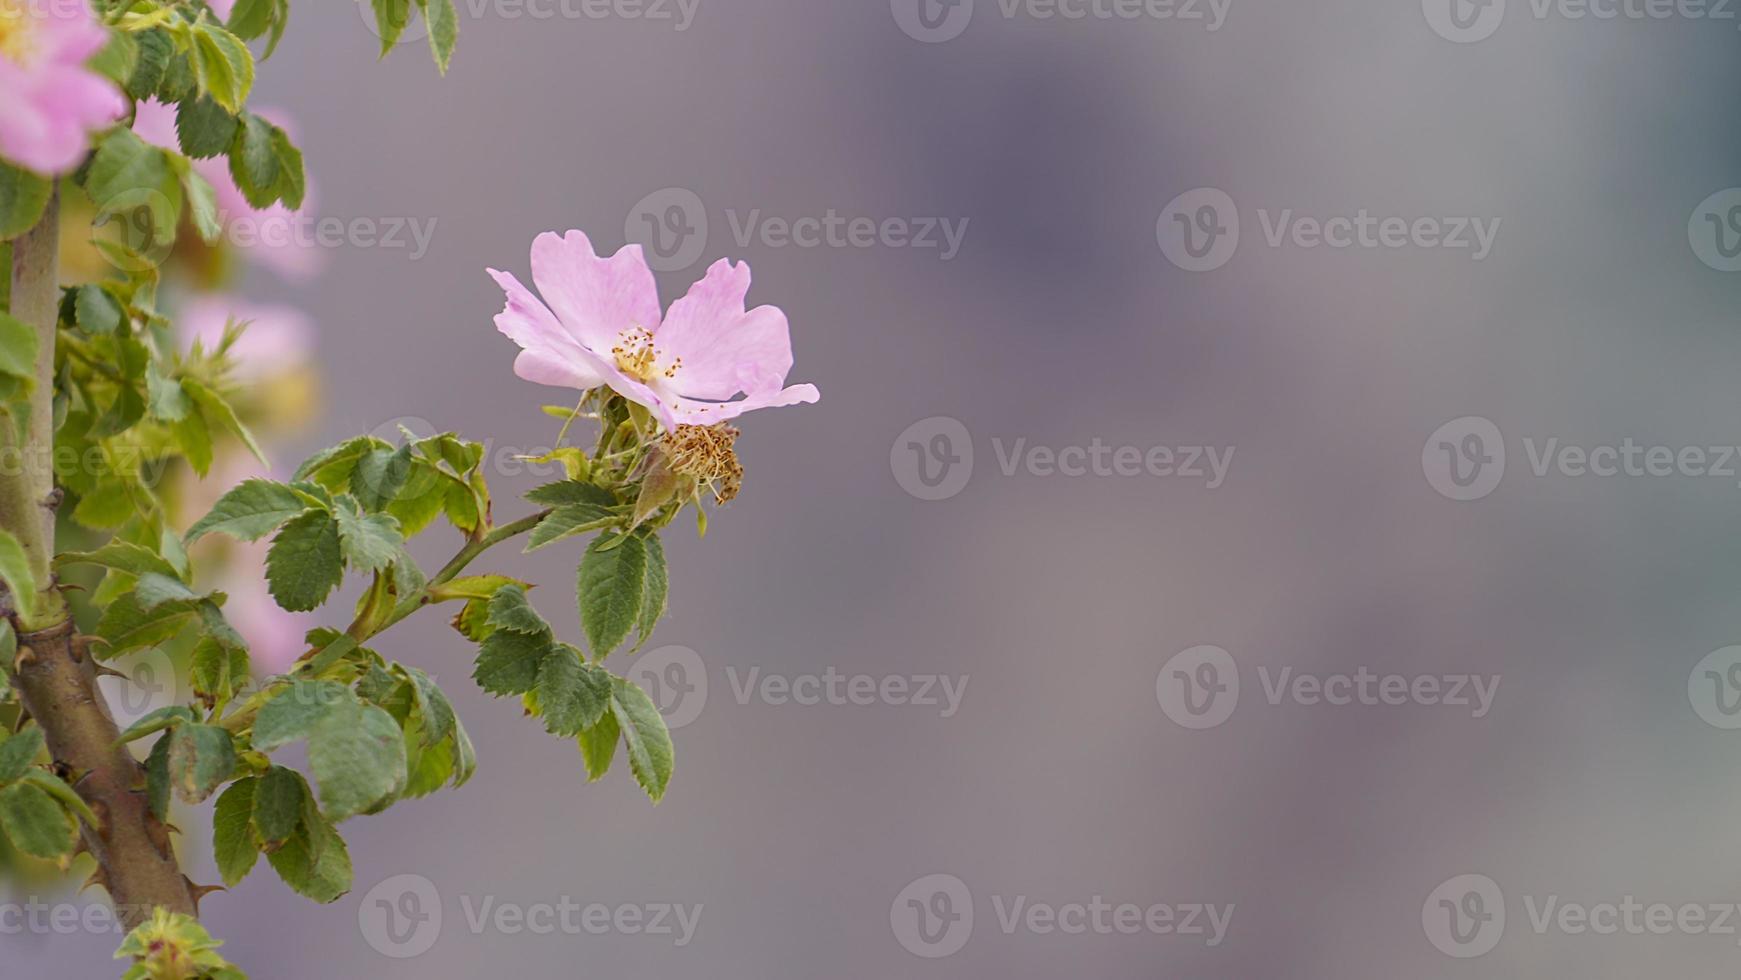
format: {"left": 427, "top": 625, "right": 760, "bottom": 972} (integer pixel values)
{"left": 0, "top": 0, "right": 125, "bottom": 174}
{"left": 206, "top": 0, "right": 234, "bottom": 18}
{"left": 132, "top": 98, "right": 322, "bottom": 280}
{"left": 181, "top": 295, "right": 315, "bottom": 383}
{"left": 489, "top": 231, "right": 820, "bottom": 433}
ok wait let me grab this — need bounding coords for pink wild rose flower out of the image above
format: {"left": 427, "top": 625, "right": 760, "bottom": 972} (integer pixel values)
{"left": 0, "top": 0, "right": 125, "bottom": 174}
{"left": 489, "top": 231, "right": 819, "bottom": 432}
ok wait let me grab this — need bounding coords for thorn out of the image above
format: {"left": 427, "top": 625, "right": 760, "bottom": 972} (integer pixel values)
{"left": 91, "top": 664, "right": 128, "bottom": 680}
{"left": 13, "top": 644, "right": 36, "bottom": 671}
{"left": 163, "top": 821, "right": 181, "bottom": 837}
{"left": 40, "top": 488, "right": 63, "bottom": 512}
{"left": 78, "top": 868, "right": 109, "bottom": 896}
{"left": 184, "top": 877, "right": 225, "bottom": 912}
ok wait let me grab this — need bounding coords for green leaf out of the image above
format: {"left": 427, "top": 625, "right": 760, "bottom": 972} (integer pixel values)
{"left": 126, "top": 28, "right": 173, "bottom": 99}
{"left": 18, "top": 770, "right": 97, "bottom": 829}
{"left": 427, "top": 0, "right": 458, "bottom": 73}
{"left": 0, "top": 727, "right": 44, "bottom": 783}
{"left": 134, "top": 571, "right": 202, "bottom": 610}
{"left": 0, "top": 160, "right": 51, "bottom": 240}
{"left": 146, "top": 364, "right": 191, "bottom": 420}
{"left": 251, "top": 679, "right": 347, "bottom": 751}
{"left": 267, "top": 808, "right": 352, "bottom": 903}
{"left": 88, "top": 28, "right": 138, "bottom": 86}
{"left": 351, "top": 445, "right": 412, "bottom": 512}
{"left": 0, "top": 312, "right": 35, "bottom": 391}
{"left": 372, "top": 0, "right": 413, "bottom": 54}
{"left": 535, "top": 644, "right": 612, "bottom": 737}
{"left": 0, "top": 782, "right": 76, "bottom": 858}
{"left": 228, "top": 0, "right": 276, "bottom": 40}
{"left": 185, "top": 379, "right": 267, "bottom": 466}
{"left": 175, "top": 96, "right": 238, "bottom": 159}
{"left": 334, "top": 500, "right": 404, "bottom": 572}
{"left": 190, "top": 23, "right": 256, "bottom": 113}
{"left": 252, "top": 765, "right": 303, "bottom": 845}
{"left": 267, "top": 123, "right": 306, "bottom": 210}
{"left": 228, "top": 112, "right": 279, "bottom": 208}
{"left": 635, "top": 532, "right": 668, "bottom": 650}
{"left": 308, "top": 701, "right": 407, "bottom": 820}
{"left": 451, "top": 718, "right": 477, "bottom": 787}
{"left": 84, "top": 128, "right": 181, "bottom": 265}
{"left": 212, "top": 778, "right": 259, "bottom": 886}
{"left": 577, "top": 712, "right": 619, "bottom": 782}
{"left": 577, "top": 533, "right": 647, "bottom": 659}
{"left": 95, "top": 593, "right": 196, "bottom": 657}
{"left": 266, "top": 510, "right": 344, "bottom": 612}
{"left": 116, "top": 706, "right": 196, "bottom": 745}
{"left": 486, "top": 585, "right": 549, "bottom": 635}
{"left": 167, "top": 723, "right": 236, "bottom": 804}
{"left": 176, "top": 162, "right": 224, "bottom": 245}
{"left": 145, "top": 734, "right": 171, "bottom": 820}
{"left": 186, "top": 480, "right": 311, "bottom": 544}
{"left": 74, "top": 284, "right": 124, "bottom": 334}
{"left": 58, "top": 540, "right": 183, "bottom": 582}
{"left": 473, "top": 628, "right": 549, "bottom": 697}
{"left": 0, "top": 528, "right": 38, "bottom": 623}
{"left": 526, "top": 503, "right": 615, "bottom": 552}
{"left": 611, "top": 676, "right": 674, "bottom": 803}
{"left": 526, "top": 480, "right": 616, "bottom": 509}
{"left": 190, "top": 637, "right": 249, "bottom": 704}
{"left": 402, "top": 668, "right": 456, "bottom": 746}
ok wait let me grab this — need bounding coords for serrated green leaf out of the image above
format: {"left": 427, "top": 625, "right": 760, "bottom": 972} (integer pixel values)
{"left": 0, "top": 727, "right": 44, "bottom": 783}
{"left": 185, "top": 379, "right": 267, "bottom": 466}
{"left": 486, "top": 585, "right": 548, "bottom": 635}
{"left": 88, "top": 27, "right": 137, "bottom": 86}
{"left": 267, "top": 807, "right": 352, "bottom": 903}
{"left": 427, "top": 0, "right": 458, "bottom": 73}
{"left": 167, "top": 723, "right": 236, "bottom": 804}
{"left": 535, "top": 645, "right": 612, "bottom": 737}
{"left": 252, "top": 679, "right": 348, "bottom": 751}
{"left": 58, "top": 540, "right": 182, "bottom": 582}
{"left": 266, "top": 510, "right": 343, "bottom": 612}
{"left": 334, "top": 500, "right": 404, "bottom": 572}
{"left": 227, "top": 0, "right": 276, "bottom": 40}
{"left": 134, "top": 571, "right": 201, "bottom": 610}
{"left": 578, "top": 533, "right": 647, "bottom": 659}
{"left": 126, "top": 28, "right": 173, "bottom": 99}
{"left": 308, "top": 701, "right": 406, "bottom": 821}
{"left": 372, "top": 0, "right": 413, "bottom": 53}
{"left": 252, "top": 765, "right": 303, "bottom": 844}
{"left": 190, "top": 23, "right": 255, "bottom": 112}
{"left": 527, "top": 503, "right": 615, "bottom": 552}
{"left": 0, "top": 528, "right": 38, "bottom": 623}
{"left": 0, "top": 782, "right": 76, "bottom": 858}
{"left": 75, "top": 284, "right": 124, "bottom": 334}
{"left": 0, "top": 162, "right": 50, "bottom": 241}
{"left": 473, "top": 628, "right": 549, "bottom": 697}
{"left": 84, "top": 128, "right": 181, "bottom": 265}
{"left": 227, "top": 112, "right": 279, "bottom": 209}
{"left": 526, "top": 480, "right": 616, "bottom": 509}
{"left": 95, "top": 593, "right": 196, "bottom": 657}
{"left": 351, "top": 445, "right": 412, "bottom": 512}
{"left": 175, "top": 96, "right": 238, "bottom": 159}
{"left": 212, "top": 778, "right": 259, "bottom": 886}
{"left": 635, "top": 532, "right": 667, "bottom": 650}
{"left": 187, "top": 480, "right": 310, "bottom": 544}
{"left": 145, "top": 733, "right": 171, "bottom": 820}
{"left": 611, "top": 676, "right": 673, "bottom": 802}
{"left": 577, "top": 712, "right": 619, "bottom": 782}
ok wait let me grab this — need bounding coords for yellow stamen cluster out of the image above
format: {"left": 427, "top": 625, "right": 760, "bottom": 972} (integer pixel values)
{"left": 611, "top": 326, "right": 682, "bottom": 382}
{"left": 0, "top": 0, "right": 35, "bottom": 66}
{"left": 663, "top": 423, "right": 743, "bottom": 504}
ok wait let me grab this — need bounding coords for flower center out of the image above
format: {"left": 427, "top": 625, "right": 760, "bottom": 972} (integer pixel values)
{"left": 664, "top": 424, "right": 743, "bottom": 503}
{"left": 611, "top": 326, "right": 681, "bottom": 384}
{"left": 0, "top": 1, "right": 36, "bottom": 66}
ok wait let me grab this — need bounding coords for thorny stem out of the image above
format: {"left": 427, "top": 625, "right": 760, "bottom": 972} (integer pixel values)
{"left": 4, "top": 195, "right": 197, "bottom": 926}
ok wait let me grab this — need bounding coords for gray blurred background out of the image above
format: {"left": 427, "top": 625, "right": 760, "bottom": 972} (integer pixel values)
{"left": 17, "top": 0, "right": 1741, "bottom": 975}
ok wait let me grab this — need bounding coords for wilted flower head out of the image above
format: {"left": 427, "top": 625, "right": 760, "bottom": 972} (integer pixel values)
{"left": 0, "top": 0, "right": 125, "bottom": 174}
{"left": 488, "top": 231, "right": 819, "bottom": 433}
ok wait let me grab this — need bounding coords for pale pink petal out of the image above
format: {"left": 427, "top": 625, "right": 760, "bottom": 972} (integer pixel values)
{"left": 0, "top": 1, "right": 123, "bottom": 175}
{"left": 488, "top": 268, "right": 573, "bottom": 352}
{"left": 529, "top": 231, "right": 662, "bottom": 353}
{"left": 657, "top": 259, "right": 795, "bottom": 400}
{"left": 671, "top": 384, "right": 820, "bottom": 426}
